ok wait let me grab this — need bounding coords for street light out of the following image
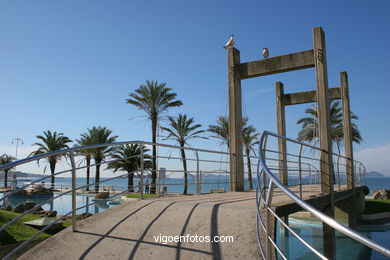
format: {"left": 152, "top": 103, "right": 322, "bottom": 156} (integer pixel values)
{"left": 11, "top": 138, "right": 24, "bottom": 172}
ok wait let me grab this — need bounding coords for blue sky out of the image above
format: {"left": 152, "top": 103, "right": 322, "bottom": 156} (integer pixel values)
{"left": 0, "top": 0, "right": 389, "bottom": 175}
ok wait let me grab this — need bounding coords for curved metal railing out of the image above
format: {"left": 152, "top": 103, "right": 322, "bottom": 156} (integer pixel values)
{"left": 0, "top": 140, "right": 234, "bottom": 259}
{"left": 256, "top": 131, "right": 390, "bottom": 259}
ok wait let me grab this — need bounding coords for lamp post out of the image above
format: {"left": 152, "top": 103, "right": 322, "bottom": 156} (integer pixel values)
{"left": 11, "top": 138, "right": 24, "bottom": 172}
{"left": 11, "top": 138, "right": 24, "bottom": 159}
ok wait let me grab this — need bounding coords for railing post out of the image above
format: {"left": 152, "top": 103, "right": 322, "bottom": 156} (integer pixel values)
{"left": 262, "top": 135, "right": 268, "bottom": 199}
{"left": 69, "top": 151, "right": 77, "bottom": 232}
{"left": 265, "top": 180, "right": 275, "bottom": 260}
{"left": 336, "top": 155, "right": 341, "bottom": 191}
{"left": 140, "top": 144, "right": 144, "bottom": 200}
{"left": 298, "top": 144, "right": 303, "bottom": 198}
{"left": 195, "top": 151, "right": 200, "bottom": 195}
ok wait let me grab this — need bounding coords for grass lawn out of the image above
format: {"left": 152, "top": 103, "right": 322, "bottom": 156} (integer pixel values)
{"left": 364, "top": 199, "right": 390, "bottom": 214}
{"left": 125, "top": 193, "right": 157, "bottom": 199}
{"left": 0, "top": 210, "right": 71, "bottom": 246}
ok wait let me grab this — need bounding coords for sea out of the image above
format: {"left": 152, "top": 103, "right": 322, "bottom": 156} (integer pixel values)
{"left": 1, "top": 177, "right": 389, "bottom": 213}
{"left": 2, "top": 176, "right": 389, "bottom": 194}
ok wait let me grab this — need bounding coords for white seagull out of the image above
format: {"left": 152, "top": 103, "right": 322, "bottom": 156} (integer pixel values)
{"left": 262, "top": 47, "right": 269, "bottom": 58}
{"left": 224, "top": 34, "right": 235, "bottom": 49}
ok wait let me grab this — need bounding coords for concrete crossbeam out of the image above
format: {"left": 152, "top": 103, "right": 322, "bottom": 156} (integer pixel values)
{"left": 282, "top": 87, "right": 341, "bottom": 106}
{"left": 238, "top": 50, "right": 315, "bottom": 80}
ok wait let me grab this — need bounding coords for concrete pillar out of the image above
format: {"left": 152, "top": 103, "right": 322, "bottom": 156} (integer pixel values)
{"left": 276, "top": 82, "right": 290, "bottom": 250}
{"left": 227, "top": 47, "right": 244, "bottom": 192}
{"left": 340, "top": 72, "right": 355, "bottom": 190}
{"left": 313, "top": 27, "right": 336, "bottom": 258}
{"left": 340, "top": 71, "right": 357, "bottom": 229}
{"left": 276, "top": 82, "right": 288, "bottom": 185}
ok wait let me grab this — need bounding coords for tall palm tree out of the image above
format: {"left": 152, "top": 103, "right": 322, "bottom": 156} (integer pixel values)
{"left": 0, "top": 154, "right": 16, "bottom": 188}
{"left": 242, "top": 125, "right": 259, "bottom": 190}
{"left": 208, "top": 116, "right": 249, "bottom": 148}
{"left": 208, "top": 116, "right": 229, "bottom": 147}
{"left": 29, "top": 131, "right": 72, "bottom": 189}
{"left": 76, "top": 133, "right": 94, "bottom": 191}
{"left": 126, "top": 80, "right": 183, "bottom": 193}
{"left": 297, "top": 101, "right": 362, "bottom": 152}
{"left": 107, "top": 144, "right": 152, "bottom": 192}
{"left": 161, "top": 114, "right": 206, "bottom": 194}
{"left": 86, "top": 126, "right": 118, "bottom": 192}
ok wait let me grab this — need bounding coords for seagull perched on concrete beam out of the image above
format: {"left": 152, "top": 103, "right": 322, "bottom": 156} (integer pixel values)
{"left": 224, "top": 34, "right": 235, "bottom": 49}
{"left": 262, "top": 47, "right": 269, "bottom": 58}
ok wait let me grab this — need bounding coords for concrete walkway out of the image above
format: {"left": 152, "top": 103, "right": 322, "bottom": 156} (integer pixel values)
{"left": 20, "top": 192, "right": 260, "bottom": 260}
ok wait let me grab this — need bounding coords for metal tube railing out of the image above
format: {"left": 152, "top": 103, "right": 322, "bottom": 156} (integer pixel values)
{"left": 0, "top": 140, "right": 232, "bottom": 172}
{"left": 0, "top": 139, "right": 239, "bottom": 259}
{"left": 256, "top": 131, "right": 390, "bottom": 259}
{"left": 69, "top": 151, "right": 77, "bottom": 232}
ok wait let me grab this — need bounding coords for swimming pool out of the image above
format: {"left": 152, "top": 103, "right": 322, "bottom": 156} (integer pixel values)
{"left": 276, "top": 218, "right": 390, "bottom": 259}
{"left": 1, "top": 192, "right": 120, "bottom": 215}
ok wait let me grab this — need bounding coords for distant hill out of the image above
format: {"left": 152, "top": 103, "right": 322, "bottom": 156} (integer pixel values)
{"left": 365, "top": 171, "right": 386, "bottom": 178}
{"left": 0, "top": 171, "right": 47, "bottom": 178}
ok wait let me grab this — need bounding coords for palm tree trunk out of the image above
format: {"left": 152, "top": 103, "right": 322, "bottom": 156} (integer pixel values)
{"left": 4, "top": 169, "right": 8, "bottom": 188}
{"left": 246, "top": 148, "right": 253, "bottom": 190}
{"left": 180, "top": 145, "right": 188, "bottom": 195}
{"left": 128, "top": 172, "right": 134, "bottom": 192}
{"left": 86, "top": 156, "right": 91, "bottom": 191}
{"left": 50, "top": 162, "right": 56, "bottom": 190}
{"left": 95, "top": 162, "right": 100, "bottom": 192}
{"left": 151, "top": 118, "right": 157, "bottom": 194}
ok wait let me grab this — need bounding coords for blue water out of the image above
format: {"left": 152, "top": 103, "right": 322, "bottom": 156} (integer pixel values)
{"left": 364, "top": 178, "right": 390, "bottom": 194}
{"left": 0, "top": 193, "right": 118, "bottom": 216}
{"left": 1, "top": 177, "right": 389, "bottom": 216}
{"left": 0, "top": 175, "right": 236, "bottom": 216}
{"left": 0, "top": 176, "right": 233, "bottom": 194}
{"left": 271, "top": 177, "right": 390, "bottom": 260}
{"left": 276, "top": 220, "right": 390, "bottom": 260}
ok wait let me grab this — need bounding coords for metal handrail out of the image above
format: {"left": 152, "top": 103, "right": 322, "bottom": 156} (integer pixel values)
{"left": 256, "top": 131, "right": 390, "bottom": 259}
{"left": 1, "top": 139, "right": 235, "bottom": 259}
{"left": 0, "top": 140, "right": 232, "bottom": 172}
{"left": 0, "top": 154, "right": 143, "bottom": 202}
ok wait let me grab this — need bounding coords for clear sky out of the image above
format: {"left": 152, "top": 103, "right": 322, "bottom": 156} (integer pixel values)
{"left": 0, "top": 0, "right": 389, "bottom": 175}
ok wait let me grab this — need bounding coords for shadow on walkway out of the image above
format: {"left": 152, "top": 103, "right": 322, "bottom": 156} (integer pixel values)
{"left": 78, "top": 201, "right": 155, "bottom": 260}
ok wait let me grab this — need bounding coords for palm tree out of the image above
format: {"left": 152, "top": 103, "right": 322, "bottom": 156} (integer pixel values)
{"left": 242, "top": 125, "right": 259, "bottom": 190}
{"left": 126, "top": 80, "right": 183, "bottom": 193}
{"left": 29, "top": 131, "right": 72, "bottom": 189}
{"left": 86, "top": 126, "right": 118, "bottom": 192}
{"left": 107, "top": 144, "right": 152, "bottom": 192}
{"left": 0, "top": 154, "right": 16, "bottom": 188}
{"left": 297, "top": 101, "right": 362, "bottom": 152}
{"left": 76, "top": 133, "right": 94, "bottom": 191}
{"left": 161, "top": 114, "right": 206, "bottom": 194}
{"left": 208, "top": 116, "right": 229, "bottom": 147}
{"left": 208, "top": 116, "right": 249, "bottom": 148}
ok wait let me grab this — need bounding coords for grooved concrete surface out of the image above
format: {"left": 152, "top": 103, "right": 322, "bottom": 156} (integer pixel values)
{"left": 19, "top": 192, "right": 260, "bottom": 260}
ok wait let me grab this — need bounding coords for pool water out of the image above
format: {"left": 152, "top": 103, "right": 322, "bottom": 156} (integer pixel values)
{"left": 1, "top": 193, "right": 120, "bottom": 215}
{"left": 276, "top": 219, "right": 390, "bottom": 259}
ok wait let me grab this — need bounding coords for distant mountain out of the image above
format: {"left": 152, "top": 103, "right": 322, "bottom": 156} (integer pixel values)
{"left": 365, "top": 171, "right": 386, "bottom": 178}
{"left": 0, "top": 171, "right": 47, "bottom": 178}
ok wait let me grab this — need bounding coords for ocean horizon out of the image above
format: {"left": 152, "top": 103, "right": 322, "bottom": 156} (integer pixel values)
{"left": 2, "top": 176, "right": 389, "bottom": 194}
